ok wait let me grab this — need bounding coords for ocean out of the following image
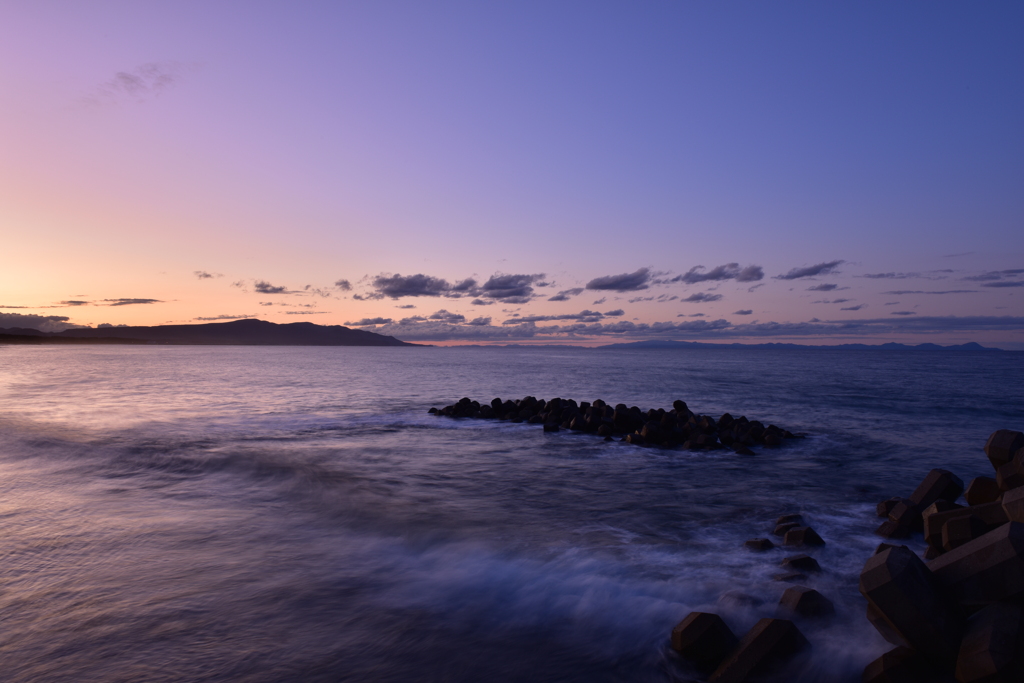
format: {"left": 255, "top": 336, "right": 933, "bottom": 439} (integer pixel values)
{"left": 1, "top": 345, "right": 1022, "bottom": 682}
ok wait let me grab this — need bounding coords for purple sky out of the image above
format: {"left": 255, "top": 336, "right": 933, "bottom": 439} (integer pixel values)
{"left": 1, "top": 2, "right": 1022, "bottom": 346}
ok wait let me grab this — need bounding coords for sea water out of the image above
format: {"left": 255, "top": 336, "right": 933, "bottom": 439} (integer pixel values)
{"left": 0, "top": 345, "right": 1022, "bottom": 682}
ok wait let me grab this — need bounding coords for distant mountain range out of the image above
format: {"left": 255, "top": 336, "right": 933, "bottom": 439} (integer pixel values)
{"left": 597, "top": 339, "right": 1001, "bottom": 351}
{"left": 0, "top": 319, "right": 415, "bottom": 346}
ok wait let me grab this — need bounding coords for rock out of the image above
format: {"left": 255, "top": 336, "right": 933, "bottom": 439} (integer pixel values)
{"left": 428, "top": 407, "right": 438, "bottom": 414}
{"left": 625, "top": 433, "right": 644, "bottom": 445}
{"left": 942, "top": 514, "right": 989, "bottom": 552}
{"left": 596, "top": 423, "right": 612, "bottom": 437}
{"left": 778, "top": 586, "right": 835, "bottom": 619}
{"left": 773, "top": 572, "right": 808, "bottom": 583}
{"left": 708, "top": 618, "right": 809, "bottom": 683}
{"left": 955, "top": 603, "right": 1024, "bottom": 683}
{"left": 876, "top": 543, "right": 898, "bottom": 555}
{"left": 745, "top": 538, "right": 774, "bottom": 551}
{"left": 1002, "top": 486, "right": 1024, "bottom": 522}
{"left": 928, "top": 522, "right": 1024, "bottom": 608}
{"left": 910, "top": 469, "right": 965, "bottom": 510}
{"left": 783, "top": 526, "right": 825, "bottom": 547}
{"left": 878, "top": 497, "right": 903, "bottom": 518}
{"left": 924, "top": 501, "right": 1006, "bottom": 548}
{"left": 859, "top": 545, "right": 964, "bottom": 664}
{"left": 776, "top": 514, "right": 804, "bottom": 526}
{"left": 924, "top": 545, "right": 944, "bottom": 560}
{"left": 781, "top": 554, "right": 821, "bottom": 573}
{"left": 996, "top": 457, "right": 1024, "bottom": 491}
{"left": 965, "top": 477, "right": 1001, "bottom": 506}
{"left": 733, "top": 446, "right": 755, "bottom": 456}
{"left": 543, "top": 423, "right": 559, "bottom": 432}
{"left": 985, "top": 430, "right": 1024, "bottom": 470}
{"left": 862, "top": 646, "right": 951, "bottom": 683}
{"left": 671, "top": 612, "right": 739, "bottom": 674}
{"left": 876, "top": 520, "right": 913, "bottom": 539}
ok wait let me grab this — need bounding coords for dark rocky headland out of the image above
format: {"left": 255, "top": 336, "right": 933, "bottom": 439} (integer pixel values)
{"left": 0, "top": 319, "right": 415, "bottom": 346}
{"left": 430, "top": 396, "right": 801, "bottom": 452}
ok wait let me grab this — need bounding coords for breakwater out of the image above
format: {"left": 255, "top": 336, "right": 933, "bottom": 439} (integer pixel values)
{"left": 430, "top": 396, "right": 801, "bottom": 452}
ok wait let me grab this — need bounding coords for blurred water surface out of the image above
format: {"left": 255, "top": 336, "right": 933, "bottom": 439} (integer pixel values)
{"left": 0, "top": 345, "right": 1022, "bottom": 682}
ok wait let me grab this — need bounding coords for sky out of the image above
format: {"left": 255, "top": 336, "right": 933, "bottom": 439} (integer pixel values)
{"left": 1, "top": 2, "right": 1022, "bottom": 347}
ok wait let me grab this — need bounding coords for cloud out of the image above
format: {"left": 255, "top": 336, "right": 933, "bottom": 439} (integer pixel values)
{"left": 104, "top": 298, "right": 162, "bottom": 306}
{"left": 60, "top": 300, "right": 91, "bottom": 306}
{"left": 478, "top": 273, "right": 545, "bottom": 302}
{"left": 548, "top": 287, "right": 584, "bottom": 302}
{"left": 0, "top": 312, "right": 85, "bottom": 333}
{"left": 982, "top": 281, "right": 1024, "bottom": 288}
{"left": 841, "top": 304, "right": 866, "bottom": 311}
{"left": 194, "top": 314, "right": 257, "bottom": 321}
{"left": 627, "top": 294, "right": 677, "bottom": 303}
{"left": 604, "top": 309, "right": 625, "bottom": 317}
{"left": 807, "top": 283, "right": 839, "bottom": 291}
{"left": 194, "top": 271, "right": 221, "bottom": 279}
{"left": 859, "top": 272, "right": 921, "bottom": 279}
{"left": 468, "top": 317, "right": 491, "bottom": 326}
{"left": 284, "top": 311, "right": 330, "bottom": 315}
{"left": 396, "top": 304, "right": 416, "bottom": 309}
{"left": 303, "top": 285, "right": 333, "bottom": 298}
{"left": 335, "top": 279, "right": 352, "bottom": 291}
{"left": 734, "top": 310, "right": 753, "bottom": 315}
{"left": 682, "top": 292, "right": 722, "bottom": 303}
{"left": 586, "top": 268, "right": 651, "bottom": 292}
{"left": 883, "top": 290, "right": 976, "bottom": 295}
{"left": 503, "top": 309, "right": 614, "bottom": 325}
{"left": 370, "top": 273, "right": 451, "bottom": 298}
{"left": 470, "top": 299, "right": 494, "bottom": 306}
{"left": 671, "top": 263, "right": 764, "bottom": 284}
{"left": 254, "top": 280, "right": 288, "bottom": 294}
{"left": 344, "top": 317, "right": 393, "bottom": 326}
{"left": 592, "top": 297, "right": 607, "bottom": 305}
{"left": 428, "top": 309, "right": 466, "bottom": 323}
{"left": 86, "top": 62, "right": 186, "bottom": 104}
{"left": 451, "top": 278, "right": 478, "bottom": 292}
{"left": 891, "top": 311, "right": 917, "bottom": 316}
{"left": 0, "top": 305, "right": 31, "bottom": 309}
{"left": 775, "top": 260, "right": 844, "bottom": 280}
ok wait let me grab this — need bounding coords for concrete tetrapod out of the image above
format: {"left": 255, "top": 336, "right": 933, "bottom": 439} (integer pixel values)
{"left": 859, "top": 545, "right": 964, "bottom": 665}
{"left": 923, "top": 502, "right": 1006, "bottom": 550}
{"left": 964, "top": 477, "right": 1000, "bottom": 506}
{"left": 782, "top": 526, "right": 825, "bottom": 547}
{"left": 777, "top": 586, "right": 834, "bottom": 619}
{"left": 862, "top": 646, "right": 954, "bottom": 683}
{"left": 1000, "top": 486, "right": 1024, "bottom": 523}
{"left": 670, "top": 612, "right": 739, "bottom": 675}
{"left": 984, "top": 430, "right": 1024, "bottom": 471}
{"left": 955, "top": 603, "right": 1024, "bottom": 683}
{"left": 909, "top": 468, "right": 965, "bottom": 510}
{"left": 708, "top": 618, "right": 809, "bottom": 683}
{"left": 928, "top": 522, "right": 1024, "bottom": 609}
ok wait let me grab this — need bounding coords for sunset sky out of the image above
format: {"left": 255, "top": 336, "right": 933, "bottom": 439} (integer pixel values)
{"left": 2, "top": 2, "right": 1022, "bottom": 346}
